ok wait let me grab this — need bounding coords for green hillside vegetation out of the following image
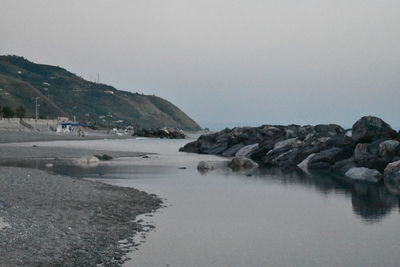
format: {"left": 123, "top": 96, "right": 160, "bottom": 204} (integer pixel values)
{"left": 0, "top": 55, "right": 201, "bottom": 130}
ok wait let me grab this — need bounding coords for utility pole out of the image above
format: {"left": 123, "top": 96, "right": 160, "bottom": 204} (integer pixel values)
{"left": 34, "top": 97, "right": 40, "bottom": 121}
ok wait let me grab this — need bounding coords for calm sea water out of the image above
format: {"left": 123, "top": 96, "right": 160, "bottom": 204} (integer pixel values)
{"left": 2, "top": 138, "right": 400, "bottom": 267}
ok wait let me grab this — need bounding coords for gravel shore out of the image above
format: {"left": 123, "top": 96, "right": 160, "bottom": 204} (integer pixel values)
{"left": 0, "top": 130, "right": 133, "bottom": 144}
{"left": 0, "top": 145, "right": 147, "bottom": 160}
{"left": 0, "top": 132, "right": 162, "bottom": 266}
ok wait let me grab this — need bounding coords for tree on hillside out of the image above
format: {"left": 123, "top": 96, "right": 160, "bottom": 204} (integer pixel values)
{"left": 2, "top": 106, "right": 15, "bottom": 118}
{"left": 16, "top": 105, "right": 26, "bottom": 118}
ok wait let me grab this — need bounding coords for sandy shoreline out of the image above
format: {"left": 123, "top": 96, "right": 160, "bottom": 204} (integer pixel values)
{"left": 0, "top": 132, "right": 162, "bottom": 266}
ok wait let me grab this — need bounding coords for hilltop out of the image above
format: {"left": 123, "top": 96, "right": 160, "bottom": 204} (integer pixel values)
{"left": 0, "top": 55, "right": 201, "bottom": 130}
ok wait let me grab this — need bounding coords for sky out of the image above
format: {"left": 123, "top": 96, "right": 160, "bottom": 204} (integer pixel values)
{"left": 1, "top": 0, "right": 399, "bottom": 129}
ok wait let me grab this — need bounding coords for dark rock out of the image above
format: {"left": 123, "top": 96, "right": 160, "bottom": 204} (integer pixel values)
{"left": 367, "top": 138, "right": 388, "bottom": 155}
{"left": 269, "top": 148, "right": 305, "bottom": 170}
{"left": 179, "top": 141, "right": 200, "bottom": 153}
{"left": 249, "top": 144, "right": 273, "bottom": 162}
{"left": 142, "top": 155, "right": 151, "bottom": 159}
{"left": 330, "top": 157, "right": 356, "bottom": 173}
{"left": 352, "top": 116, "right": 397, "bottom": 143}
{"left": 308, "top": 147, "right": 353, "bottom": 169}
{"left": 263, "top": 145, "right": 294, "bottom": 167}
{"left": 345, "top": 167, "right": 382, "bottom": 183}
{"left": 273, "top": 138, "right": 303, "bottom": 150}
{"left": 221, "top": 143, "right": 245, "bottom": 157}
{"left": 101, "top": 154, "right": 113, "bottom": 161}
{"left": 235, "top": 144, "right": 259, "bottom": 158}
{"left": 197, "top": 161, "right": 228, "bottom": 171}
{"left": 228, "top": 157, "right": 258, "bottom": 171}
{"left": 353, "top": 143, "right": 388, "bottom": 173}
{"left": 208, "top": 142, "right": 228, "bottom": 154}
{"left": 314, "top": 124, "right": 344, "bottom": 137}
{"left": 133, "top": 127, "right": 186, "bottom": 139}
{"left": 325, "top": 135, "right": 355, "bottom": 148}
{"left": 94, "top": 154, "right": 113, "bottom": 161}
{"left": 383, "top": 160, "right": 400, "bottom": 194}
{"left": 297, "top": 153, "right": 316, "bottom": 171}
{"left": 180, "top": 116, "right": 397, "bottom": 173}
{"left": 379, "top": 140, "right": 400, "bottom": 162}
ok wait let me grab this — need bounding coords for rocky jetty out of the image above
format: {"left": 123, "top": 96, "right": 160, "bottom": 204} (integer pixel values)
{"left": 133, "top": 127, "right": 186, "bottom": 139}
{"left": 180, "top": 116, "right": 400, "bottom": 182}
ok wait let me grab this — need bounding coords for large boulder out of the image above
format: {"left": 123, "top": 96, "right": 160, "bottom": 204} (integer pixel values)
{"left": 228, "top": 157, "right": 258, "bottom": 171}
{"left": 267, "top": 148, "right": 304, "bottom": 170}
{"left": 352, "top": 116, "right": 397, "bottom": 143}
{"left": 314, "top": 124, "right": 344, "bottom": 137}
{"left": 330, "top": 157, "right": 356, "bottom": 173}
{"left": 297, "top": 153, "right": 316, "bottom": 171}
{"left": 345, "top": 167, "right": 382, "bottom": 183}
{"left": 273, "top": 138, "right": 303, "bottom": 150}
{"left": 221, "top": 143, "right": 245, "bottom": 157}
{"left": 208, "top": 142, "right": 229, "bottom": 154}
{"left": 235, "top": 143, "right": 259, "bottom": 158}
{"left": 308, "top": 147, "right": 353, "bottom": 169}
{"left": 379, "top": 140, "right": 400, "bottom": 162}
{"left": 383, "top": 160, "right": 400, "bottom": 194}
{"left": 353, "top": 142, "right": 389, "bottom": 173}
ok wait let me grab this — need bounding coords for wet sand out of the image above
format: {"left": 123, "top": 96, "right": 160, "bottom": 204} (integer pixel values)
{"left": 0, "top": 133, "right": 162, "bottom": 266}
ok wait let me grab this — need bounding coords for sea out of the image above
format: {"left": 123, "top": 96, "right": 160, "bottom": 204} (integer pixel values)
{"left": 3, "top": 138, "right": 400, "bottom": 267}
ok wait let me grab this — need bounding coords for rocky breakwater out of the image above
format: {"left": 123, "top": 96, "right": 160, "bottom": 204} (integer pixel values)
{"left": 180, "top": 116, "right": 400, "bottom": 183}
{"left": 133, "top": 127, "right": 186, "bottom": 139}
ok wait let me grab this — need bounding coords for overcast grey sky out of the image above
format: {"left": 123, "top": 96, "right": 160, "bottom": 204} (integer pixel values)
{"left": 1, "top": 0, "right": 399, "bottom": 129}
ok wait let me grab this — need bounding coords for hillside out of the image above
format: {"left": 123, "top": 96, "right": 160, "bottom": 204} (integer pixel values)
{"left": 0, "top": 55, "right": 201, "bottom": 130}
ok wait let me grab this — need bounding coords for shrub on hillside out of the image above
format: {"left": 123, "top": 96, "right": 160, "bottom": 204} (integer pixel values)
{"left": 2, "top": 106, "right": 15, "bottom": 118}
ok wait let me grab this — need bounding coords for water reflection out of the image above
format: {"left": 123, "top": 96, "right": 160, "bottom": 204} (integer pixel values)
{"left": 250, "top": 168, "right": 399, "bottom": 223}
{"left": 1, "top": 157, "right": 399, "bottom": 224}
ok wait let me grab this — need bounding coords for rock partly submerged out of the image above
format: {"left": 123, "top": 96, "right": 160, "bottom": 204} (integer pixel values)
{"left": 227, "top": 157, "right": 258, "bottom": 171}
{"left": 345, "top": 167, "right": 382, "bottom": 183}
{"left": 197, "top": 160, "right": 229, "bottom": 172}
{"left": 197, "top": 157, "right": 258, "bottom": 172}
{"left": 72, "top": 156, "right": 101, "bottom": 166}
{"left": 182, "top": 116, "right": 400, "bottom": 181}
